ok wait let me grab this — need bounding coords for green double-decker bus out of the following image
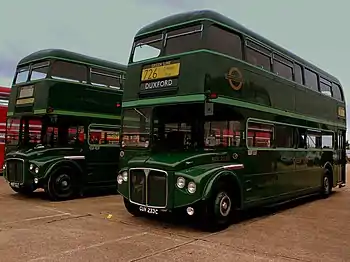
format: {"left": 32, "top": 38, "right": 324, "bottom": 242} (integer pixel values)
{"left": 117, "top": 10, "right": 347, "bottom": 230}
{"left": 3, "top": 49, "right": 126, "bottom": 200}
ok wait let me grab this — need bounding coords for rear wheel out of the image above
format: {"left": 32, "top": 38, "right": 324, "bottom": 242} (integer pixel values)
{"left": 199, "top": 181, "right": 238, "bottom": 232}
{"left": 320, "top": 170, "right": 332, "bottom": 198}
{"left": 46, "top": 167, "right": 79, "bottom": 201}
{"left": 123, "top": 198, "right": 143, "bottom": 217}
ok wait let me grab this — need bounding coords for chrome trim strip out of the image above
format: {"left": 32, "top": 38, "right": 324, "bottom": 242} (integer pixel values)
{"left": 128, "top": 167, "right": 168, "bottom": 209}
{"left": 63, "top": 156, "right": 85, "bottom": 160}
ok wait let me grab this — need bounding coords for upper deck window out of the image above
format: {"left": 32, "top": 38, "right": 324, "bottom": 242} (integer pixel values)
{"left": 90, "top": 68, "right": 124, "bottom": 90}
{"left": 320, "top": 77, "right": 332, "bottom": 97}
{"left": 14, "top": 66, "right": 29, "bottom": 84}
{"left": 50, "top": 60, "right": 88, "bottom": 83}
{"left": 206, "top": 25, "right": 242, "bottom": 59}
{"left": 304, "top": 68, "right": 318, "bottom": 91}
{"left": 273, "top": 54, "right": 293, "bottom": 80}
{"left": 332, "top": 82, "right": 343, "bottom": 101}
{"left": 246, "top": 40, "right": 271, "bottom": 71}
{"left": 164, "top": 24, "right": 202, "bottom": 56}
{"left": 294, "top": 63, "right": 303, "bottom": 84}
{"left": 133, "top": 34, "right": 163, "bottom": 62}
{"left": 30, "top": 61, "right": 50, "bottom": 81}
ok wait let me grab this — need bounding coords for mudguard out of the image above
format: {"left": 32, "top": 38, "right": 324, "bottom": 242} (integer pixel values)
{"left": 201, "top": 170, "right": 243, "bottom": 207}
{"left": 44, "top": 159, "right": 83, "bottom": 180}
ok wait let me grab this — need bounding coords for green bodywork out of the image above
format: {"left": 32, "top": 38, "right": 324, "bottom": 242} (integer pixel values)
{"left": 118, "top": 10, "right": 346, "bottom": 212}
{"left": 4, "top": 49, "right": 126, "bottom": 193}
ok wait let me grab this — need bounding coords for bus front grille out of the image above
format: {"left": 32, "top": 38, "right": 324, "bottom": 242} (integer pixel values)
{"left": 6, "top": 159, "right": 24, "bottom": 183}
{"left": 129, "top": 168, "right": 167, "bottom": 208}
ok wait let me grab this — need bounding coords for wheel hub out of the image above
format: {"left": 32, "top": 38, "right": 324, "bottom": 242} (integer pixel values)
{"left": 55, "top": 174, "right": 71, "bottom": 192}
{"left": 219, "top": 194, "right": 231, "bottom": 217}
{"left": 324, "top": 177, "right": 329, "bottom": 193}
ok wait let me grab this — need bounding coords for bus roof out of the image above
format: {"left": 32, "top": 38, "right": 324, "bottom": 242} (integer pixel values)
{"left": 136, "top": 10, "right": 340, "bottom": 84}
{"left": 18, "top": 49, "right": 127, "bottom": 72}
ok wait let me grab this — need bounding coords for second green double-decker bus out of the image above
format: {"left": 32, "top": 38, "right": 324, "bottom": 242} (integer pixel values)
{"left": 3, "top": 49, "right": 126, "bottom": 200}
{"left": 117, "top": 10, "right": 347, "bottom": 230}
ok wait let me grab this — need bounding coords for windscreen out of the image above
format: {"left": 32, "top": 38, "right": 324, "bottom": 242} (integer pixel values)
{"left": 14, "top": 61, "right": 50, "bottom": 84}
{"left": 132, "top": 24, "right": 203, "bottom": 63}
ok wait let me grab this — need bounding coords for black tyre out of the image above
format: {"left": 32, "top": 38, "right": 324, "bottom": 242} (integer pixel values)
{"left": 123, "top": 198, "right": 143, "bottom": 217}
{"left": 199, "top": 181, "right": 238, "bottom": 232}
{"left": 10, "top": 186, "right": 34, "bottom": 196}
{"left": 46, "top": 167, "right": 79, "bottom": 201}
{"left": 320, "top": 170, "right": 332, "bottom": 198}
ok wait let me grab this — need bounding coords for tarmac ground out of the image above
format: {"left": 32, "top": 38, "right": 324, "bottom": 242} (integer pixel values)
{"left": 0, "top": 167, "right": 349, "bottom": 262}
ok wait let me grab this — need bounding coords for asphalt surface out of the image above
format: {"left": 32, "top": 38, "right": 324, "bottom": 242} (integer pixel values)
{"left": 0, "top": 168, "right": 349, "bottom": 262}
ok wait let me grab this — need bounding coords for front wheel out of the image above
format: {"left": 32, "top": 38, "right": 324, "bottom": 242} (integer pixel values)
{"left": 46, "top": 168, "right": 78, "bottom": 201}
{"left": 199, "top": 182, "right": 237, "bottom": 232}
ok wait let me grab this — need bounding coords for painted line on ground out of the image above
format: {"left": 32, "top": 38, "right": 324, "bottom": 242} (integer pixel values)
{"left": 28, "top": 232, "right": 148, "bottom": 261}
{"left": 0, "top": 213, "right": 72, "bottom": 227}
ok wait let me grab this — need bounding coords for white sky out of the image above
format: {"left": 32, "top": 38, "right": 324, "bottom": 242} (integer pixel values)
{"left": 0, "top": 0, "right": 349, "bottom": 134}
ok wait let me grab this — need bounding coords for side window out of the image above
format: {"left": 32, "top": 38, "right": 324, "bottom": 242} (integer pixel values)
{"left": 294, "top": 63, "right": 303, "bottom": 84}
{"left": 296, "top": 128, "right": 307, "bottom": 148}
{"left": 306, "top": 130, "right": 322, "bottom": 149}
{"left": 28, "top": 120, "right": 42, "bottom": 143}
{"left": 204, "top": 120, "right": 241, "bottom": 147}
{"left": 322, "top": 131, "right": 333, "bottom": 149}
{"left": 320, "top": 78, "right": 332, "bottom": 97}
{"left": 6, "top": 118, "right": 20, "bottom": 145}
{"left": 304, "top": 68, "right": 318, "bottom": 91}
{"left": 50, "top": 60, "right": 88, "bottom": 83}
{"left": 68, "top": 126, "right": 84, "bottom": 145}
{"left": 247, "top": 121, "right": 273, "bottom": 148}
{"left": 90, "top": 68, "right": 124, "bottom": 90}
{"left": 332, "top": 83, "right": 343, "bottom": 101}
{"left": 246, "top": 46, "right": 271, "bottom": 71}
{"left": 88, "top": 124, "right": 120, "bottom": 146}
{"left": 206, "top": 25, "right": 242, "bottom": 59}
{"left": 275, "top": 125, "right": 294, "bottom": 148}
{"left": 273, "top": 59, "right": 293, "bottom": 80}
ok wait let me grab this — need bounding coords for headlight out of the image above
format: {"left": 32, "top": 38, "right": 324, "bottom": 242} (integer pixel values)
{"left": 117, "top": 174, "right": 123, "bottom": 185}
{"left": 2, "top": 163, "right": 6, "bottom": 170}
{"left": 122, "top": 171, "right": 128, "bottom": 182}
{"left": 29, "top": 164, "right": 34, "bottom": 170}
{"left": 188, "top": 182, "right": 196, "bottom": 194}
{"left": 176, "top": 177, "right": 185, "bottom": 188}
{"left": 34, "top": 167, "right": 39, "bottom": 174}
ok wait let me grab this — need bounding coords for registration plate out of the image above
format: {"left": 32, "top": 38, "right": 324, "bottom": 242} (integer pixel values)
{"left": 139, "top": 205, "right": 158, "bottom": 215}
{"left": 141, "top": 61, "right": 180, "bottom": 81}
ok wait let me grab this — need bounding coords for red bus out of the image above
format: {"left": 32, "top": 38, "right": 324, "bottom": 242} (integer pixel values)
{"left": 0, "top": 86, "right": 10, "bottom": 174}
